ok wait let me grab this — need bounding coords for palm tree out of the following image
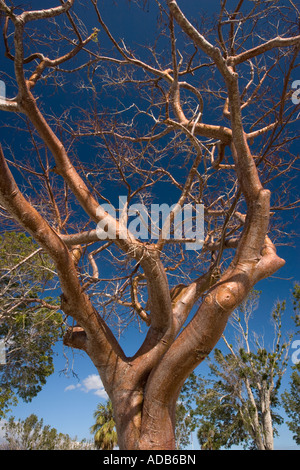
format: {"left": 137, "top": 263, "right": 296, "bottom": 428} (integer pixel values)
{"left": 90, "top": 400, "right": 118, "bottom": 450}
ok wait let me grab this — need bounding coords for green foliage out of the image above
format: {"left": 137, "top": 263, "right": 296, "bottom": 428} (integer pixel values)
{"left": 1, "top": 413, "right": 92, "bottom": 450}
{"left": 90, "top": 400, "right": 118, "bottom": 450}
{"left": 175, "top": 401, "right": 194, "bottom": 449}
{"left": 281, "top": 287, "right": 300, "bottom": 444}
{"left": 0, "top": 232, "right": 62, "bottom": 417}
{"left": 196, "top": 422, "right": 222, "bottom": 450}
{"left": 282, "top": 365, "right": 300, "bottom": 445}
{"left": 195, "top": 348, "right": 284, "bottom": 449}
{"left": 174, "top": 372, "right": 206, "bottom": 449}
{"left": 91, "top": 27, "right": 100, "bottom": 42}
{"left": 292, "top": 283, "right": 300, "bottom": 331}
{"left": 179, "top": 371, "right": 247, "bottom": 450}
{"left": 186, "top": 362, "right": 252, "bottom": 449}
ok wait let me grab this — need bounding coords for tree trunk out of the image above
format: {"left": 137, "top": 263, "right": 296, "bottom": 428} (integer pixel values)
{"left": 244, "top": 378, "right": 265, "bottom": 450}
{"left": 99, "top": 371, "right": 178, "bottom": 450}
{"left": 261, "top": 382, "right": 274, "bottom": 450}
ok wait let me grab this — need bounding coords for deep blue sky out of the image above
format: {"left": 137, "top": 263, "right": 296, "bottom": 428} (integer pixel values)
{"left": 0, "top": 0, "right": 299, "bottom": 450}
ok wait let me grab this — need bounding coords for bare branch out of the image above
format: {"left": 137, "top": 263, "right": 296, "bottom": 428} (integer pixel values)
{"left": 229, "top": 35, "right": 300, "bottom": 66}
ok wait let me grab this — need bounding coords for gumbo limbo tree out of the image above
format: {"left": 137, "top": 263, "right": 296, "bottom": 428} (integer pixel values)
{"left": 0, "top": 0, "right": 299, "bottom": 450}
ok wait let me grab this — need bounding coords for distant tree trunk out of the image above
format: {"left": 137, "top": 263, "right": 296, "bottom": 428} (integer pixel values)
{"left": 260, "top": 383, "right": 274, "bottom": 450}
{"left": 244, "top": 379, "right": 265, "bottom": 450}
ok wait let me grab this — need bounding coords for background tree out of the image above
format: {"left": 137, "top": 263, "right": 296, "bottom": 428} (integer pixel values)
{"left": 1, "top": 413, "right": 93, "bottom": 450}
{"left": 90, "top": 400, "right": 118, "bottom": 450}
{"left": 184, "top": 290, "right": 295, "bottom": 450}
{"left": 174, "top": 401, "right": 194, "bottom": 450}
{"left": 281, "top": 284, "right": 300, "bottom": 445}
{"left": 0, "top": 0, "right": 299, "bottom": 449}
{"left": 0, "top": 232, "right": 61, "bottom": 418}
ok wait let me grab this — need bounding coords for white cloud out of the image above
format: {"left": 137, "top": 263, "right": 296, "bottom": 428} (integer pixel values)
{"left": 94, "top": 388, "right": 109, "bottom": 399}
{"left": 64, "top": 374, "right": 108, "bottom": 400}
{"left": 64, "top": 384, "right": 81, "bottom": 392}
{"left": 82, "top": 375, "right": 103, "bottom": 392}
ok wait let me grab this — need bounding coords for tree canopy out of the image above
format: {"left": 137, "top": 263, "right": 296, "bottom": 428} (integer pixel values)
{"left": 1, "top": 413, "right": 93, "bottom": 450}
{"left": 0, "top": 232, "right": 61, "bottom": 417}
{"left": 90, "top": 400, "right": 118, "bottom": 450}
{"left": 282, "top": 284, "right": 300, "bottom": 445}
